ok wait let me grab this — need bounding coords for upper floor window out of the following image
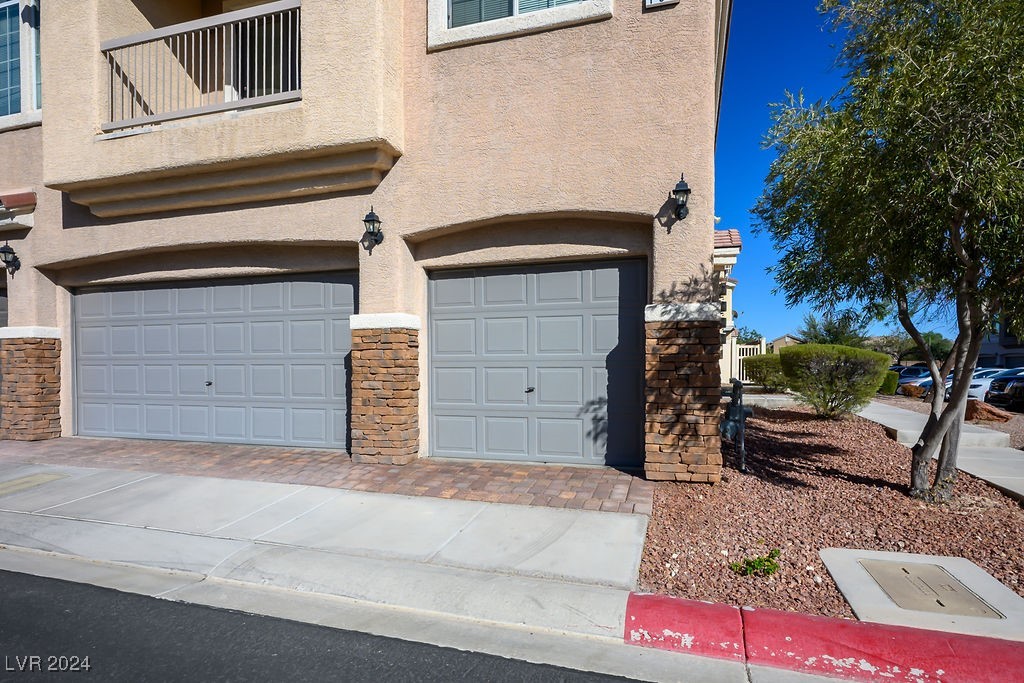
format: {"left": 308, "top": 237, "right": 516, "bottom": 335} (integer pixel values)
{"left": 430, "top": 0, "right": 611, "bottom": 50}
{"left": 0, "top": 0, "right": 39, "bottom": 119}
{"left": 450, "top": 0, "right": 583, "bottom": 28}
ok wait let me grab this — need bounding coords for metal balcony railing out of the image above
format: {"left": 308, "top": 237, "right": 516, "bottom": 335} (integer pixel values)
{"left": 101, "top": 0, "right": 301, "bottom": 132}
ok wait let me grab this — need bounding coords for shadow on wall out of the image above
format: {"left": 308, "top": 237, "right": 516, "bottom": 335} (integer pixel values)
{"left": 652, "top": 263, "right": 719, "bottom": 305}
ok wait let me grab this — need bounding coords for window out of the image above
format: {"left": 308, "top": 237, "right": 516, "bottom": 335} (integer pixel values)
{"left": 429, "top": 0, "right": 611, "bottom": 50}
{"left": 450, "top": 0, "right": 583, "bottom": 28}
{"left": 0, "top": 0, "right": 39, "bottom": 120}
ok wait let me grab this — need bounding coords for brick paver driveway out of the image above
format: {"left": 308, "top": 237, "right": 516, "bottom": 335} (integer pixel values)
{"left": 0, "top": 438, "right": 653, "bottom": 515}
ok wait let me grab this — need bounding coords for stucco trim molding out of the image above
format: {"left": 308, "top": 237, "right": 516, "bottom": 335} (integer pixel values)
{"left": 428, "top": 0, "right": 613, "bottom": 51}
{"left": 645, "top": 303, "right": 721, "bottom": 322}
{"left": 350, "top": 313, "right": 422, "bottom": 330}
{"left": 0, "top": 327, "right": 62, "bottom": 339}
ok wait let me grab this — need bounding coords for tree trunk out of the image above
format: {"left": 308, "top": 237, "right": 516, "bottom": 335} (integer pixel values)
{"left": 930, "top": 403, "right": 963, "bottom": 502}
{"left": 909, "top": 445, "right": 933, "bottom": 497}
{"left": 911, "top": 290, "right": 984, "bottom": 501}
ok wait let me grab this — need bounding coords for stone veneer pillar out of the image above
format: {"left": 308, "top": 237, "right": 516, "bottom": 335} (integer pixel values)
{"left": 644, "top": 304, "right": 723, "bottom": 483}
{"left": 0, "top": 329, "right": 63, "bottom": 441}
{"left": 349, "top": 314, "right": 420, "bottom": 465}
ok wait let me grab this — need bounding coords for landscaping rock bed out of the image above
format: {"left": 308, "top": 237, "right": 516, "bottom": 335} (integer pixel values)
{"left": 638, "top": 406, "right": 1024, "bottom": 619}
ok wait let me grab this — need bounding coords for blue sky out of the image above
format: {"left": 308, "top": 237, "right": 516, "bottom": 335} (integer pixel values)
{"left": 715, "top": 2, "right": 847, "bottom": 341}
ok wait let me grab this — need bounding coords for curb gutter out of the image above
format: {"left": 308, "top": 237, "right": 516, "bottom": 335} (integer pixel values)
{"left": 624, "top": 593, "right": 1024, "bottom": 683}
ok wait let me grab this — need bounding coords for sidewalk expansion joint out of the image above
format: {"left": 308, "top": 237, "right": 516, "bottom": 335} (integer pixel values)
{"left": 205, "top": 486, "right": 310, "bottom": 535}
{"left": 31, "top": 473, "right": 159, "bottom": 513}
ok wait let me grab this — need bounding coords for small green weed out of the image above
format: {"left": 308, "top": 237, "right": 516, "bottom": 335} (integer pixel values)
{"left": 729, "top": 549, "right": 781, "bottom": 577}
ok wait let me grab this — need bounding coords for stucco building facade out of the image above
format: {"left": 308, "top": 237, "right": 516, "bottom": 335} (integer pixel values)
{"left": 1, "top": 0, "right": 732, "bottom": 482}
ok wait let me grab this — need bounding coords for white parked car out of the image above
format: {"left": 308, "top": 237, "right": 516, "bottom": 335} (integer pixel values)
{"left": 970, "top": 368, "right": 1024, "bottom": 400}
{"left": 931, "top": 367, "right": 1002, "bottom": 400}
{"left": 911, "top": 368, "right": 1002, "bottom": 400}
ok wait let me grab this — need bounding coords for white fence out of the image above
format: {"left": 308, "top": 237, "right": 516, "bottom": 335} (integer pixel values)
{"left": 723, "top": 339, "right": 767, "bottom": 383}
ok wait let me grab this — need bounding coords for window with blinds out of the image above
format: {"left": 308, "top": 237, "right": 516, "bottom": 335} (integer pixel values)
{"left": 450, "top": 0, "right": 583, "bottom": 29}
{"left": 0, "top": 1, "right": 20, "bottom": 116}
{"left": 0, "top": 0, "right": 39, "bottom": 118}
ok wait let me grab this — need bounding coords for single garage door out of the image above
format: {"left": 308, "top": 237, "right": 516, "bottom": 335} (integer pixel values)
{"left": 429, "top": 260, "right": 645, "bottom": 466}
{"left": 75, "top": 273, "right": 355, "bottom": 448}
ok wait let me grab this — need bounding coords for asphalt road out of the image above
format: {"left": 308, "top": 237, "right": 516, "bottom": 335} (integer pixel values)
{"left": 0, "top": 570, "right": 633, "bottom": 682}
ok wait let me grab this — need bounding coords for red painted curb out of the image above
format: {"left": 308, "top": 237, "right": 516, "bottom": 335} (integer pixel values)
{"left": 623, "top": 593, "right": 1024, "bottom": 682}
{"left": 624, "top": 594, "right": 745, "bottom": 661}
{"left": 742, "top": 606, "right": 1024, "bottom": 683}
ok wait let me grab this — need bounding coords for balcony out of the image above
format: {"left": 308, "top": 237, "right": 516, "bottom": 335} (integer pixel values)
{"left": 42, "top": 0, "right": 403, "bottom": 218}
{"left": 102, "top": 0, "right": 302, "bottom": 132}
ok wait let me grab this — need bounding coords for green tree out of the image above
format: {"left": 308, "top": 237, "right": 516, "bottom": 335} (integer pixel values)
{"left": 868, "top": 330, "right": 952, "bottom": 363}
{"left": 735, "top": 326, "right": 764, "bottom": 345}
{"left": 866, "top": 332, "right": 914, "bottom": 362}
{"left": 797, "top": 312, "right": 868, "bottom": 348}
{"left": 754, "top": 0, "right": 1024, "bottom": 501}
{"left": 902, "top": 332, "right": 954, "bottom": 364}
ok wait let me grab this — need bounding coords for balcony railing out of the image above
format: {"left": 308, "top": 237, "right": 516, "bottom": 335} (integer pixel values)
{"left": 101, "top": 0, "right": 301, "bottom": 132}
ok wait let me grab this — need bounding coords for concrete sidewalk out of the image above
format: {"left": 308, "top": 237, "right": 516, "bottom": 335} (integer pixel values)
{"left": 859, "top": 401, "right": 1024, "bottom": 501}
{"left": 0, "top": 460, "right": 755, "bottom": 682}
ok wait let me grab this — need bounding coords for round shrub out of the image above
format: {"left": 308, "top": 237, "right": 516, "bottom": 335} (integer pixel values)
{"left": 742, "top": 354, "right": 789, "bottom": 392}
{"left": 878, "top": 370, "right": 899, "bottom": 395}
{"left": 779, "top": 344, "right": 891, "bottom": 418}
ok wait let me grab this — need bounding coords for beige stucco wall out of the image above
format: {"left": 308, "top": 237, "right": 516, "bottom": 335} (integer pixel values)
{"left": 42, "top": 0, "right": 405, "bottom": 190}
{"left": 5, "top": 0, "right": 723, "bottom": 440}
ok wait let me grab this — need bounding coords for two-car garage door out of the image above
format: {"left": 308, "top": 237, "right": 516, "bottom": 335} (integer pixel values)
{"left": 73, "top": 261, "right": 645, "bottom": 464}
{"left": 75, "top": 273, "right": 356, "bottom": 449}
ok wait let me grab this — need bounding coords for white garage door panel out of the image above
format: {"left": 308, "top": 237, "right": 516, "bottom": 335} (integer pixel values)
{"left": 74, "top": 273, "right": 355, "bottom": 448}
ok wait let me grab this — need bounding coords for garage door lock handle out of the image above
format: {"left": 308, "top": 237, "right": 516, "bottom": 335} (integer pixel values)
{"left": 525, "top": 386, "right": 535, "bottom": 393}
{"left": 205, "top": 381, "right": 213, "bottom": 387}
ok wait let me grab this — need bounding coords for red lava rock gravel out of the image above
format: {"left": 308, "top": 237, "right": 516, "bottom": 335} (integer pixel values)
{"left": 639, "top": 406, "right": 1024, "bottom": 619}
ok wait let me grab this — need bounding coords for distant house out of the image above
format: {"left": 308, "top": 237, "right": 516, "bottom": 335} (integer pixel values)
{"left": 979, "top": 323, "right": 1024, "bottom": 368}
{"left": 770, "top": 334, "right": 803, "bottom": 352}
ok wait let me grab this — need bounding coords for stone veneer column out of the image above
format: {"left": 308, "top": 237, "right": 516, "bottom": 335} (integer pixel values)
{"left": 644, "top": 304, "right": 723, "bottom": 483}
{"left": 349, "top": 314, "right": 420, "bottom": 465}
{"left": 0, "top": 329, "right": 63, "bottom": 441}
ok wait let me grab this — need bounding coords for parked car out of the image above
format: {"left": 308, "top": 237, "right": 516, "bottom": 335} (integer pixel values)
{"left": 926, "top": 367, "right": 1002, "bottom": 401}
{"left": 896, "top": 366, "right": 932, "bottom": 385}
{"left": 899, "top": 375, "right": 936, "bottom": 396}
{"left": 971, "top": 367, "right": 1024, "bottom": 400}
{"left": 985, "top": 372, "right": 1024, "bottom": 411}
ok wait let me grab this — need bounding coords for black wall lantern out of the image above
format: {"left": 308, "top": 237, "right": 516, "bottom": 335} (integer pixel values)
{"left": 0, "top": 241, "right": 20, "bottom": 277}
{"left": 671, "top": 174, "right": 692, "bottom": 220}
{"left": 361, "top": 207, "right": 383, "bottom": 251}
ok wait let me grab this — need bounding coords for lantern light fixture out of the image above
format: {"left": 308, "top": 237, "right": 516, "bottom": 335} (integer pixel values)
{"left": 671, "top": 174, "right": 692, "bottom": 220}
{"left": 362, "top": 207, "right": 383, "bottom": 247}
{"left": 0, "top": 242, "right": 20, "bottom": 277}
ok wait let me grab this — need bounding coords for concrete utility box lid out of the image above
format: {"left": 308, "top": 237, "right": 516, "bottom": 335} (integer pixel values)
{"left": 857, "top": 559, "right": 1002, "bottom": 619}
{"left": 820, "top": 548, "right": 1024, "bottom": 641}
